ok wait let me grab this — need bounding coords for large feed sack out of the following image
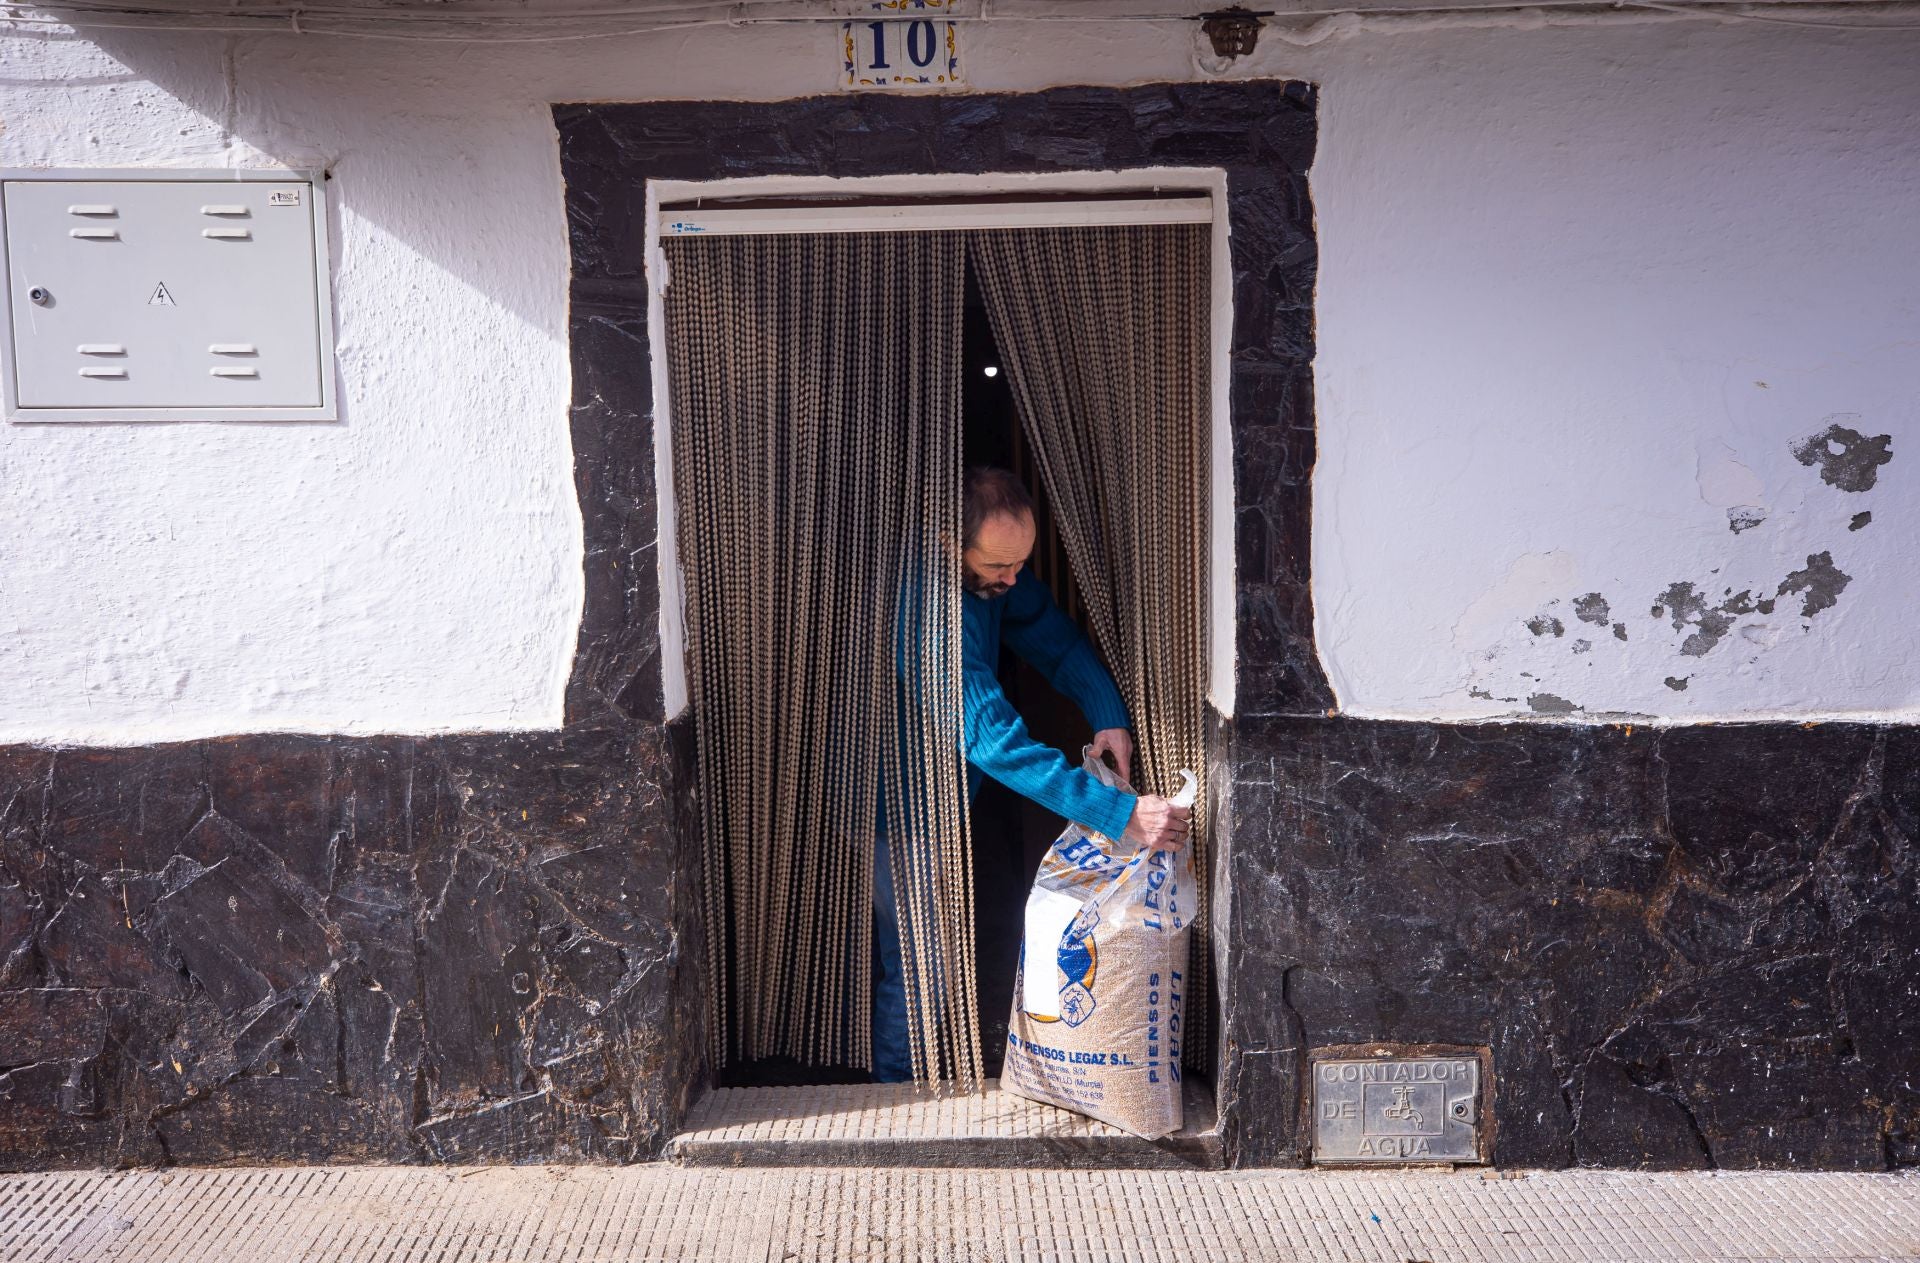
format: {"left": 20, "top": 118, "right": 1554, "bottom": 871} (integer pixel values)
{"left": 1002, "top": 754, "right": 1196, "bottom": 1139}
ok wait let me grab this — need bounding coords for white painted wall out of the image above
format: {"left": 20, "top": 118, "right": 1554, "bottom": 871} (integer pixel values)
{"left": 1, "top": 11, "right": 1915, "bottom": 742}
{"left": 0, "top": 33, "right": 586, "bottom": 744}
{"left": 1306, "top": 21, "right": 1920, "bottom": 722}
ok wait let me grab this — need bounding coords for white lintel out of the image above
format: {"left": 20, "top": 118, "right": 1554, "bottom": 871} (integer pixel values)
{"left": 658, "top": 196, "right": 1212, "bottom": 238}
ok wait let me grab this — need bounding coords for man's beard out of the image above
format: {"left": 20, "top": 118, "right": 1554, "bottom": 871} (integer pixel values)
{"left": 964, "top": 570, "right": 1011, "bottom": 599}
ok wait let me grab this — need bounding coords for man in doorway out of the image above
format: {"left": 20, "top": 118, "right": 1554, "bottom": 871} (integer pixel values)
{"left": 871, "top": 466, "right": 1192, "bottom": 1082}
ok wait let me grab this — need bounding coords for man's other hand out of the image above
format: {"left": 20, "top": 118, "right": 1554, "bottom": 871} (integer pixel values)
{"left": 1122, "top": 795, "right": 1191, "bottom": 853}
{"left": 1089, "top": 728, "right": 1134, "bottom": 786}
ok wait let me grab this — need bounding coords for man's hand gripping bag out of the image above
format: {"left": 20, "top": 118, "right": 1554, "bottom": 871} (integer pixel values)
{"left": 1002, "top": 752, "right": 1196, "bottom": 1138}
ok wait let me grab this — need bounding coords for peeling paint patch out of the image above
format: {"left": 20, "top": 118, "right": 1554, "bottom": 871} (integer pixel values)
{"left": 1679, "top": 628, "right": 1730, "bottom": 658}
{"left": 1777, "top": 551, "right": 1852, "bottom": 617}
{"left": 1472, "top": 505, "right": 1862, "bottom": 708}
{"left": 1655, "top": 581, "right": 1740, "bottom": 657}
{"left": 1727, "top": 506, "right": 1768, "bottom": 533}
{"left": 1850, "top": 511, "right": 1872, "bottom": 531}
{"left": 1790, "top": 421, "right": 1893, "bottom": 492}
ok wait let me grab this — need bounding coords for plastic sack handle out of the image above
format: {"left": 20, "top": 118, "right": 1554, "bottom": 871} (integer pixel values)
{"left": 1081, "top": 746, "right": 1198, "bottom": 807}
{"left": 1080, "top": 744, "right": 1128, "bottom": 790}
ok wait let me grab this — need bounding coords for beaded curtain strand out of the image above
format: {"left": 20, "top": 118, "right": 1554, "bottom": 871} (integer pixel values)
{"left": 970, "top": 224, "right": 1214, "bottom": 1075}
{"left": 663, "top": 231, "right": 979, "bottom": 1086}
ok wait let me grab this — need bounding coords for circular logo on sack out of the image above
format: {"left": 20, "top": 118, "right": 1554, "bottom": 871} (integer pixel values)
{"left": 1027, "top": 902, "right": 1099, "bottom": 1027}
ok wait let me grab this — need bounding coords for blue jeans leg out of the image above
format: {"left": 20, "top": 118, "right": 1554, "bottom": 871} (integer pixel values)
{"left": 870, "top": 831, "right": 914, "bottom": 1083}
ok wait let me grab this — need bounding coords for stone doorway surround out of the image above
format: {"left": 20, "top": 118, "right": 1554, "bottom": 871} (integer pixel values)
{"left": 556, "top": 81, "right": 1322, "bottom": 1158}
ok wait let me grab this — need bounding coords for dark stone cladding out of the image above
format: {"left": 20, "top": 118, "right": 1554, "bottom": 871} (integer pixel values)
{"left": 1216, "top": 717, "right": 1920, "bottom": 1169}
{"left": 0, "top": 725, "right": 705, "bottom": 1169}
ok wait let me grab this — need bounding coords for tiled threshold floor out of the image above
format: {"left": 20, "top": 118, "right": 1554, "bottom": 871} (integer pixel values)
{"left": 3, "top": 1163, "right": 1917, "bottom": 1262}
{"left": 668, "top": 1079, "right": 1222, "bottom": 1168}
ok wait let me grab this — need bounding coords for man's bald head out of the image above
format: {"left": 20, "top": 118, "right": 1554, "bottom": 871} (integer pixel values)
{"left": 962, "top": 466, "right": 1036, "bottom": 599}
{"left": 963, "top": 466, "right": 1034, "bottom": 549}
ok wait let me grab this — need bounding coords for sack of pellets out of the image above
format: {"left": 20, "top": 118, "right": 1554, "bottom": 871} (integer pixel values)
{"left": 1001, "top": 750, "right": 1197, "bottom": 1139}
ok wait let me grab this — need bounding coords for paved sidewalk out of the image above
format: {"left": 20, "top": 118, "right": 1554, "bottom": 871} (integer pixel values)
{"left": 2, "top": 1164, "right": 1917, "bottom": 1262}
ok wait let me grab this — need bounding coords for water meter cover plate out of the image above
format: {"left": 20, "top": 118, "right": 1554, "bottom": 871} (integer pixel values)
{"left": 1311, "top": 1055, "right": 1483, "bottom": 1164}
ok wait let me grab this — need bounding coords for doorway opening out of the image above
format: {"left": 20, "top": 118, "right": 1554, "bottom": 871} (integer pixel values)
{"left": 651, "top": 183, "right": 1225, "bottom": 1142}
{"left": 960, "top": 268, "right": 1107, "bottom": 1080}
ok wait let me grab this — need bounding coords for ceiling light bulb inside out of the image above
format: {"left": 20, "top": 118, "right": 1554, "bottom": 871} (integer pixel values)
{"left": 983, "top": 365, "right": 999, "bottom": 378}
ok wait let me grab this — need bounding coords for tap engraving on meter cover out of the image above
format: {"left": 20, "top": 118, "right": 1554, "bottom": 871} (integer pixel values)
{"left": 1311, "top": 1055, "right": 1484, "bottom": 1164}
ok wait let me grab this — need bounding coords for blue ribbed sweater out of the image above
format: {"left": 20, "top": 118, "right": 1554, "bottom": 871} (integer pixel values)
{"left": 963, "top": 571, "right": 1137, "bottom": 841}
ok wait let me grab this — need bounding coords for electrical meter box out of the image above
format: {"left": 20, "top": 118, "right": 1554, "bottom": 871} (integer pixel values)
{"left": 0, "top": 169, "right": 335, "bottom": 422}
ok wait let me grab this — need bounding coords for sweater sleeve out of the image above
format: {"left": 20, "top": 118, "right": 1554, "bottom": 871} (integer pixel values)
{"left": 964, "top": 617, "right": 1137, "bottom": 840}
{"left": 998, "top": 572, "right": 1131, "bottom": 735}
